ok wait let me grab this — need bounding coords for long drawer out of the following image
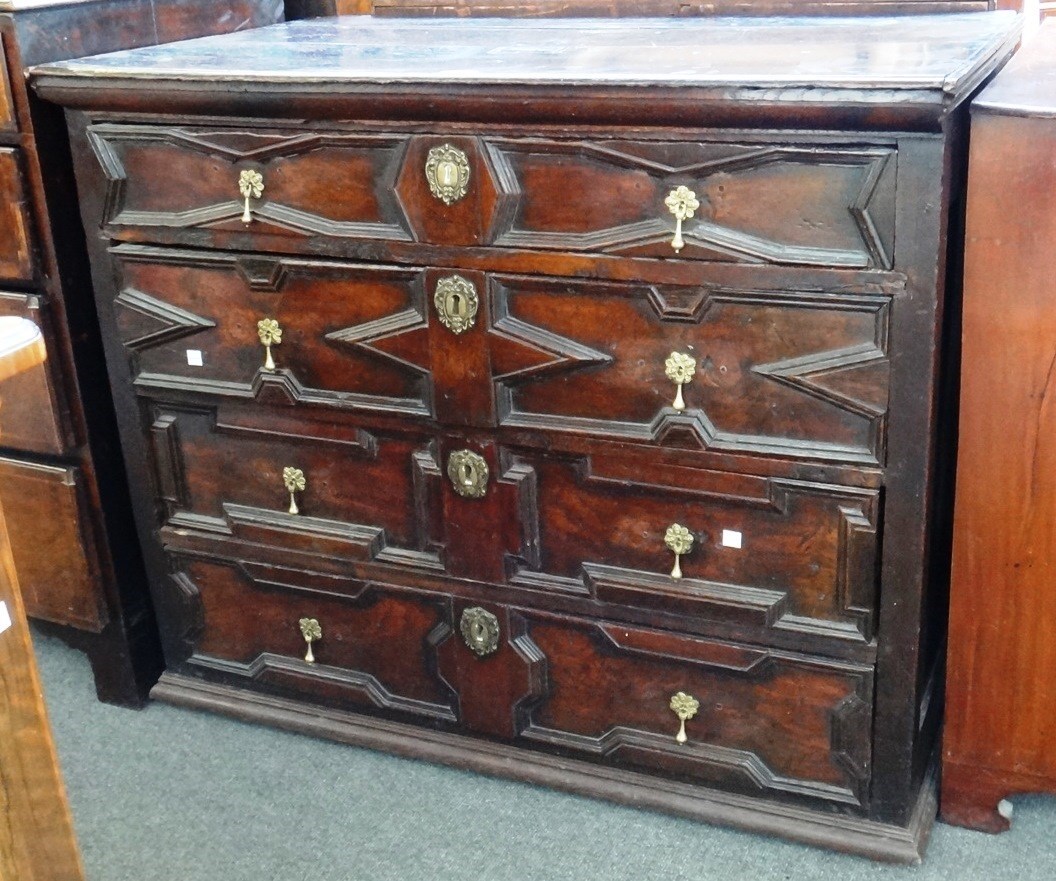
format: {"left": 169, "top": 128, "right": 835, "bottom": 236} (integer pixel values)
{"left": 172, "top": 554, "right": 873, "bottom": 809}
{"left": 113, "top": 245, "right": 892, "bottom": 466}
{"left": 0, "top": 456, "right": 106, "bottom": 630}
{"left": 89, "top": 124, "right": 896, "bottom": 271}
{"left": 148, "top": 401, "right": 880, "bottom": 646}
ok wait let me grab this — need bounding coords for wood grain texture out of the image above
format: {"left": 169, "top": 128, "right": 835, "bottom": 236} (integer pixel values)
{"left": 942, "top": 22, "right": 1056, "bottom": 832}
{"left": 0, "top": 320, "right": 84, "bottom": 881}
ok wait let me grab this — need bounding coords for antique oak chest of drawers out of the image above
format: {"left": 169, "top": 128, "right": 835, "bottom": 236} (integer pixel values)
{"left": 33, "top": 13, "right": 1020, "bottom": 860}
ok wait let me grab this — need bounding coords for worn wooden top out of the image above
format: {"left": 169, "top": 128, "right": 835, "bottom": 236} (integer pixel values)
{"left": 31, "top": 13, "right": 1022, "bottom": 129}
{"left": 974, "top": 20, "right": 1056, "bottom": 118}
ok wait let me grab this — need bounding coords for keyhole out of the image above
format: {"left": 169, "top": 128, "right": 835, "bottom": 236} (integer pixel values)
{"left": 461, "top": 463, "right": 474, "bottom": 485}
{"left": 447, "top": 291, "right": 466, "bottom": 318}
{"left": 439, "top": 161, "right": 457, "bottom": 187}
{"left": 472, "top": 621, "right": 485, "bottom": 642}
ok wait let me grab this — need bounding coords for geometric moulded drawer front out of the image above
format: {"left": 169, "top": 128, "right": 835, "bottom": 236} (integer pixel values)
{"left": 490, "top": 275, "right": 892, "bottom": 465}
{"left": 90, "top": 124, "right": 895, "bottom": 270}
{"left": 112, "top": 246, "right": 433, "bottom": 418}
{"left": 520, "top": 614, "right": 874, "bottom": 808}
{"left": 114, "top": 244, "right": 892, "bottom": 466}
{"left": 505, "top": 450, "right": 880, "bottom": 644}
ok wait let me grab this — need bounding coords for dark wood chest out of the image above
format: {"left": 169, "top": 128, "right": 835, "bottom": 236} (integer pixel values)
{"left": 32, "top": 12, "right": 1020, "bottom": 860}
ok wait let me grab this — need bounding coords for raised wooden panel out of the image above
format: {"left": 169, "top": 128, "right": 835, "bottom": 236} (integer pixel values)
{"left": 505, "top": 451, "right": 880, "bottom": 642}
{"left": 0, "top": 293, "right": 73, "bottom": 456}
{"left": 0, "top": 457, "right": 105, "bottom": 631}
{"left": 435, "top": 602, "right": 547, "bottom": 738}
{"left": 149, "top": 403, "right": 444, "bottom": 568}
{"left": 0, "top": 150, "right": 36, "bottom": 283}
{"left": 485, "top": 139, "right": 896, "bottom": 268}
{"left": 491, "top": 276, "right": 891, "bottom": 465}
{"left": 112, "top": 246, "right": 433, "bottom": 417}
{"left": 522, "top": 614, "right": 873, "bottom": 806}
{"left": 89, "top": 124, "right": 413, "bottom": 241}
{"left": 175, "top": 556, "right": 457, "bottom": 721}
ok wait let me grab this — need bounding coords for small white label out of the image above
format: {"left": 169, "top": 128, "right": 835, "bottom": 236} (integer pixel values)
{"left": 0, "top": 601, "right": 11, "bottom": 635}
{"left": 721, "top": 529, "right": 743, "bottom": 549}
{"left": 186, "top": 349, "right": 204, "bottom": 367}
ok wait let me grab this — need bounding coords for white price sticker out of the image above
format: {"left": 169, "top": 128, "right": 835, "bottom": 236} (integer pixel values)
{"left": 721, "top": 529, "right": 743, "bottom": 549}
{"left": 186, "top": 349, "right": 204, "bottom": 367}
{"left": 0, "top": 600, "right": 11, "bottom": 635}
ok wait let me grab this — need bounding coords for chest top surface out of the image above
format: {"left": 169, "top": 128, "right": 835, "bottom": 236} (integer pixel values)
{"left": 35, "top": 13, "right": 1019, "bottom": 89}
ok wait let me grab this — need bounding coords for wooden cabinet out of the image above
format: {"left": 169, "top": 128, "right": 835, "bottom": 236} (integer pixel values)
{"left": 0, "top": 0, "right": 284, "bottom": 706}
{"left": 941, "top": 21, "right": 1056, "bottom": 833}
{"left": 33, "top": 13, "right": 1020, "bottom": 859}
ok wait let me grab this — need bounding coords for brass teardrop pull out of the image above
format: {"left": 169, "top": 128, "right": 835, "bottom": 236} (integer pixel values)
{"left": 257, "top": 318, "right": 282, "bottom": 370}
{"left": 669, "top": 691, "right": 699, "bottom": 744}
{"left": 282, "top": 466, "right": 306, "bottom": 515}
{"left": 238, "top": 169, "right": 264, "bottom": 223}
{"left": 664, "top": 523, "right": 694, "bottom": 580}
{"left": 298, "top": 617, "right": 322, "bottom": 664}
{"left": 664, "top": 352, "right": 696, "bottom": 412}
{"left": 664, "top": 185, "right": 699, "bottom": 253}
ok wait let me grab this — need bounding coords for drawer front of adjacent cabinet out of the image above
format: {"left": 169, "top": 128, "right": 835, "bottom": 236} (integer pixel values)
{"left": 113, "top": 246, "right": 892, "bottom": 466}
{"left": 89, "top": 124, "right": 896, "bottom": 270}
{"left": 148, "top": 403, "right": 880, "bottom": 645}
{"left": 169, "top": 555, "right": 872, "bottom": 809}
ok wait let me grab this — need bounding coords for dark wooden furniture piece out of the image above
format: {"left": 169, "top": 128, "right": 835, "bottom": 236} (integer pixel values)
{"left": 0, "top": 316, "right": 85, "bottom": 881}
{"left": 34, "top": 13, "right": 1020, "bottom": 860}
{"left": 941, "top": 21, "right": 1056, "bottom": 833}
{"left": 0, "top": 0, "right": 284, "bottom": 706}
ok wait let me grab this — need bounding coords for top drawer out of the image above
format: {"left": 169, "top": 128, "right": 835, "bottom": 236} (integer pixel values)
{"left": 88, "top": 124, "right": 897, "bottom": 270}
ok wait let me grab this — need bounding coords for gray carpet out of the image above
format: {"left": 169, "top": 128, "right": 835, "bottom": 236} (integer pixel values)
{"left": 31, "top": 627, "right": 1056, "bottom": 881}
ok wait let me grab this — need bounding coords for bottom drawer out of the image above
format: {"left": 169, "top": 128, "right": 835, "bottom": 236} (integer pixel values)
{"left": 0, "top": 457, "right": 105, "bottom": 630}
{"left": 170, "top": 554, "right": 872, "bottom": 809}
{"left": 515, "top": 611, "right": 873, "bottom": 808}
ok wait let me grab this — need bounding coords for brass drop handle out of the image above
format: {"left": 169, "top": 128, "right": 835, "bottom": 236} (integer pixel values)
{"left": 664, "top": 352, "right": 696, "bottom": 412}
{"left": 283, "top": 466, "right": 306, "bottom": 515}
{"left": 664, "top": 185, "right": 699, "bottom": 253}
{"left": 664, "top": 523, "right": 694, "bottom": 580}
{"left": 257, "top": 318, "right": 282, "bottom": 370}
{"left": 298, "top": 617, "right": 322, "bottom": 664}
{"left": 670, "top": 691, "right": 699, "bottom": 744}
{"left": 238, "top": 169, "right": 264, "bottom": 223}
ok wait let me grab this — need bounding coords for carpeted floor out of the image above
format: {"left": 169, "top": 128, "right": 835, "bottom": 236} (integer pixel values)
{"left": 31, "top": 627, "right": 1056, "bottom": 881}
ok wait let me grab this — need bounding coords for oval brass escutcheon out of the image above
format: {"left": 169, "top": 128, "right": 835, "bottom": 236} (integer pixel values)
{"left": 447, "top": 449, "right": 489, "bottom": 499}
{"left": 434, "top": 275, "right": 479, "bottom": 335}
{"left": 425, "top": 143, "right": 471, "bottom": 205}
{"left": 460, "top": 607, "right": 500, "bottom": 657}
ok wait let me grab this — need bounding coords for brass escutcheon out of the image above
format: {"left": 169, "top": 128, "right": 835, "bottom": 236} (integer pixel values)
{"left": 434, "top": 275, "right": 479, "bottom": 335}
{"left": 460, "top": 607, "right": 500, "bottom": 657}
{"left": 447, "top": 449, "right": 489, "bottom": 499}
{"left": 425, "top": 144, "right": 471, "bottom": 205}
